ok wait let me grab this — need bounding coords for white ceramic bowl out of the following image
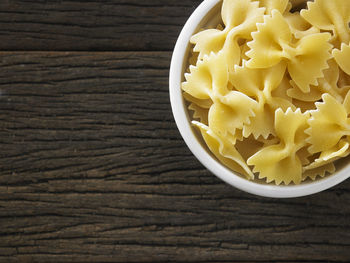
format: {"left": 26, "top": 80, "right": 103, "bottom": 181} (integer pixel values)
{"left": 169, "top": 0, "right": 350, "bottom": 198}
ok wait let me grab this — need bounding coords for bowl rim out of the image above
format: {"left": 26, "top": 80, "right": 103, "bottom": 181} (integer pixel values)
{"left": 169, "top": 0, "right": 350, "bottom": 198}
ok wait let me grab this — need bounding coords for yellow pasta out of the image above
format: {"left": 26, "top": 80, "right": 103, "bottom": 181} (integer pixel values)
{"left": 183, "top": 52, "right": 229, "bottom": 100}
{"left": 287, "top": 59, "right": 344, "bottom": 102}
{"left": 191, "top": 0, "right": 265, "bottom": 62}
{"left": 188, "top": 103, "right": 209, "bottom": 125}
{"left": 247, "top": 108, "right": 309, "bottom": 185}
{"left": 301, "top": 0, "right": 350, "bottom": 45}
{"left": 305, "top": 139, "right": 350, "bottom": 170}
{"left": 333, "top": 43, "right": 350, "bottom": 75}
{"left": 183, "top": 92, "right": 212, "bottom": 109}
{"left": 259, "top": 0, "right": 289, "bottom": 15}
{"left": 246, "top": 10, "right": 332, "bottom": 93}
{"left": 303, "top": 163, "right": 336, "bottom": 181}
{"left": 306, "top": 93, "right": 350, "bottom": 153}
{"left": 229, "top": 61, "right": 293, "bottom": 139}
{"left": 208, "top": 93, "right": 258, "bottom": 144}
{"left": 284, "top": 12, "right": 319, "bottom": 39}
{"left": 181, "top": 0, "right": 350, "bottom": 185}
{"left": 193, "top": 121, "right": 254, "bottom": 179}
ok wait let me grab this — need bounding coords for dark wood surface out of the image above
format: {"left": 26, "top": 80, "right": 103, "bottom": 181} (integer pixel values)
{"left": 0, "top": 1, "right": 350, "bottom": 262}
{"left": 0, "top": 0, "right": 201, "bottom": 51}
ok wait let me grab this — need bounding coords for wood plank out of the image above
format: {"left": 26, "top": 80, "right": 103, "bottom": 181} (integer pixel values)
{"left": 0, "top": 52, "right": 350, "bottom": 262}
{"left": 0, "top": 0, "right": 202, "bottom": 51}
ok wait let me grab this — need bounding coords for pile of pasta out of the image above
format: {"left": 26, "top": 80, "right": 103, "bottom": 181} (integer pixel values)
{"left": 182, "top": 0, "right": 350, "bottom": 185}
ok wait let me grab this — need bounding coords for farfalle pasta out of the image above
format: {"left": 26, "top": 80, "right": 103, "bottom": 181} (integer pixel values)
{"left": 247, "top": 108, "right": 309, "bottom": 185}
{"left": 246, "top": 9, "right": 332, "bottom": 93}
{"left": 301, "top": 0, "right": 350, "bottom": 45}
{"left": 182, "top": 0, "right": 350, "bottom": 185}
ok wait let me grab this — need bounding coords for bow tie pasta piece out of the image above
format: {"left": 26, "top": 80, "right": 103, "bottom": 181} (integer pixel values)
{"left": 242, "top": 104, "right": 276, "bottom": 140}
{"left": 246, "top": 10, "right": 332, "bottom": 93}
{"left": 333, "top": 43, "right": 350, "bottom": 75}
{"left": 247, "top": 108, "right": 310, "bottom": 185}
{"left": 193, "top": 121, "right": 254, "bottom": 179}
{"left": 301, "top": 0, "right": 350, "bottom": 45}
{"left": 191, "top": 25, "right": 241, "bottom": 71}
{"left": 246, "top": 10, "right": 292, "bottom": 69}
{"left": 208, "top": 91, "right": 258, "bottom": 143}
{"left": 289, "top": 33, "right": 332, "bottom": 93}
{"left": 303, "top": 139, "right": 350, "bottom": 181}
{"left": 191, "top": 29, "right": 228, "bottom": 62}
{"left": 182, "top": 52, "right": 229, "bottom": 100}
{"left": 305, "top": 139, "right": 350, "bottom": 171}
{"left": 221, "top": 0, "right": 265, "bottom": 40}
{"left": 229, "top": 61, "right": 294, "bottom": 138}
{"left": 303, "top": 163, "right": 336, "bottom": 181}
{"left": 259, "top": 0, "right": 289, "bottom": 15}
{"left": 191, "top": 0, "right": 265, "bottom": 59}
{"left": 230, "top": 61, "right": 287, "bottom": 99}
{"left": 306, "top": 93, "right": 350, "bottom": 154}
{"left": 287, "top": 59, "right": 345, "bottom": 103}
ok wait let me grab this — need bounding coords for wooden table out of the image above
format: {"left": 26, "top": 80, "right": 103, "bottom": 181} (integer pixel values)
{"left": 0, "top": 1, "right": 349, "bottom": 262}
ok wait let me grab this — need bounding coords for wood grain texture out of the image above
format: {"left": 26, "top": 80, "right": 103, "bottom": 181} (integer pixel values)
{"left": 0, "top": 52, "right": 350, "bottom": 262}
{"left": 0, "top": 0, "right": 202, "bottom": 51}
